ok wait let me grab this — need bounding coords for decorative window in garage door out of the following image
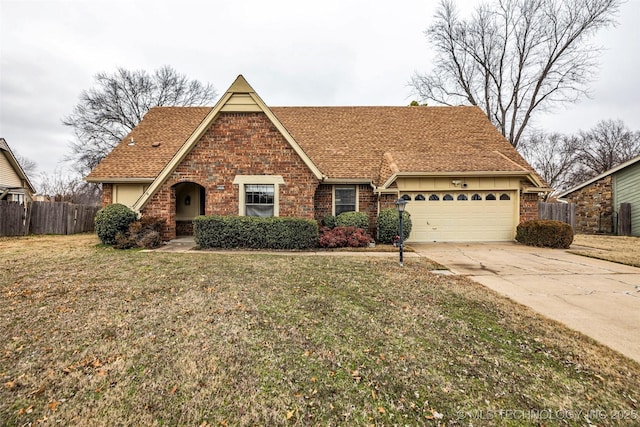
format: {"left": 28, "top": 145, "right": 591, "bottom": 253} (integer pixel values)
{"left": 403, "top": 191, "right": 517, "bottom": 242}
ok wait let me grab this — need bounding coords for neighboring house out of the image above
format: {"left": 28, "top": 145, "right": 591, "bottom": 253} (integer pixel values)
{"left": 0, "top": 138, "right": 36, "bottom": 204}
{"left": 557, "top": 155, "right": 640, "bottom": 236}
{"left": 86, "top": 75, "right": 548, "bottom": 242}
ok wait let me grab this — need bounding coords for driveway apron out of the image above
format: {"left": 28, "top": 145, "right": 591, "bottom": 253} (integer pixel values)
{"left": 412, "top": 242, "right": 640, "bottom": 364}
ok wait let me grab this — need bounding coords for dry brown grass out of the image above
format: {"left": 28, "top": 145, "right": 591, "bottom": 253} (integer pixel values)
{"left": 1, "top": 234, "right": 639, "bottom": 426}
{"left": 571, "top": 234, "right": 640, "bottom": 267}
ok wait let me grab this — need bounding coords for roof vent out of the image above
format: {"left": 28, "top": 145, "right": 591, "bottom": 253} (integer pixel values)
{"left": 151, "top": 142, "right": 161, "bottom": 148}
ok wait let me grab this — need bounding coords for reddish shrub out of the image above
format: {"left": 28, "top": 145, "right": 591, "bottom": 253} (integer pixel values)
{"left": 319, "top": 226, "right": 373, "bottom": 248}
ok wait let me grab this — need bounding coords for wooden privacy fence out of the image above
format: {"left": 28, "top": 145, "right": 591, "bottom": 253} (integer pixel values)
{"left": 0, "top": 201, "right": 99, "bottom": 236}
{"left": 618, "top": 203, "right": 631, "bottom": 236}
{"left": 538, "top": 201, "right": 576, "bottom": 229}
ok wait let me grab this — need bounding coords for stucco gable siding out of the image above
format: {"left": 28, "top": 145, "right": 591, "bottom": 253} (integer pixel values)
{"left": 614, "top": 161, "right": 640, "bottom": 236}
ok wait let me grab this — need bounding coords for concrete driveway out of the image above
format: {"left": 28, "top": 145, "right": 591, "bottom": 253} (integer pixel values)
{"left": 412, "top": 242, "right": 640, "bottom": 364}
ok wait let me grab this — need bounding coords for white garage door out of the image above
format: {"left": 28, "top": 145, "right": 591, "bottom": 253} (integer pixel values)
{"left": 405, "top": 191, "right": 517, "bottom": 242}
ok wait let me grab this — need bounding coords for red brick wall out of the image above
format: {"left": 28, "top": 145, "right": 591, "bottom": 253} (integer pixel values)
{"left": 142, "top": 112, "right": 319, "bottom": 240}
{"left": 519, "top": 193, "right": 539, "bottom": 223}
{"left": 314, "top": 184, "right": 332, "bottom": 222}
{"left": 379, "top": 193, "right": 397, "bottom": 211}
{"left": 101, "top": 183, "right": 113, "bottom": 207}
{"left": 564, "top": 176, "right": 613, "bottom": 234}
{"left": 314, "top": 184, "right": 379, "bottom": 235}
{"left": 359, "top": 185, "right": 377, "bottom": 236}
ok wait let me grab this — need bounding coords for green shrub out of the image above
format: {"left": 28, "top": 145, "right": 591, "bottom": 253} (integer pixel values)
{"left": 336, "top": 211, "right": 369, "bottom": 230}
{"left": 194, "top": 216, "right": 318, "bottom": 250}
{"left": 319, "top": 226, "right": 373, "bottom": 248}
{"left": 377, "top": 208, "right": 412, "bottom": 243}
{"left": 95, "top": 203, "right": 137, "bottom": 245}
{"left": 515, "top": 220, "right": 574, "bottom": 249}
{"left": 321, "top": 215, "right": 337, "bottom": 229}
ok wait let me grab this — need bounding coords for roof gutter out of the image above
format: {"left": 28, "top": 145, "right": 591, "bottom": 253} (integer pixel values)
{"left": 85, "top": 177, "right": 155, "bottom": 184}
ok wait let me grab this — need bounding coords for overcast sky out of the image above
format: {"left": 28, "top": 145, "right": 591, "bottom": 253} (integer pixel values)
{"left": 1, "top": 0, "right": 639, "bottom": 188}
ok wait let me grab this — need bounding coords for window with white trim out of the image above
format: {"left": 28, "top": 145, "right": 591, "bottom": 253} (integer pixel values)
{"left": 233, "top": 175, "right": 284, "bottom": 217}
{"left": 334, "top": 186, "right": 356, "bottom": 216}
{"left": 245, "top": 184, "right": 274, "bottom": 217}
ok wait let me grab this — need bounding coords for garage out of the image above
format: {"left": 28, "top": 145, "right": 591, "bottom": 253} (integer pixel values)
{"left": 404, "top": 191, "right": 517, "bottom": 242}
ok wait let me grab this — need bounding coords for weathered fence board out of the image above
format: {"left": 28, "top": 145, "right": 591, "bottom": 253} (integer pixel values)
{"left": 538, "top": 202, "right": 576, "bottom": 229}
{"left": 68, "top": 204, "right": 99, "bottom": 234}
{"left": 618, "top": 203, "right": 632, "bottom": 236}
{"left": 30, "top": 201, "right": 67, "bottom": 234}
{"left": 0, "top": 201, "right": 99, "bottom": 236}
{"left": 0, "top": 200, "right": 27, "bottom": 236}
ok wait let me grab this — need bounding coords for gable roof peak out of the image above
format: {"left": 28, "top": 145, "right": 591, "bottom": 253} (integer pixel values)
{"left": 226, "top": 74, "right": 255, "bottom": 94}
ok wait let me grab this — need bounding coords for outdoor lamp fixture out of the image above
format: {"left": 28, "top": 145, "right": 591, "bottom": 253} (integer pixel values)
{"left": 395, "top": 198, "right": 408, "bottom": 267}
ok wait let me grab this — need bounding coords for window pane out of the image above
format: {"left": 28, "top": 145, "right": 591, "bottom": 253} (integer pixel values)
{"left": 246, "top": 204, "right": 274, "bottom": 217}
{"left": 415, "top": 194, "right": 426, "bottom": 201}
{"left": 486, "top": 193, "right": 496, "bottom": 200}
{"left": 500, "top": 193, "right": 511, "bottom": 200}
{"left": 429, "top": 194, "right": 439, "bottom": 201}
{"left": 401, "top": 194, "right": 411, "bottom": 201}
{"left": 245, "top": 184, "right": 274, "bottom": 217}
{"left": 443, "top": 194, "right": 453, "bottom": 201}
{"left": 335, "top": 187, "right": 356, "bottom": 215}
{"left": 457, "top": 194, "right": 468, "bottom": 201}
{"left": 471, "top": 193, "right": 482, "bottom": 201}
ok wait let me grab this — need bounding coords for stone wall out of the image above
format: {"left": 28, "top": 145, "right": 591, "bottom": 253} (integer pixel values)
{"left": 564, "top": 175, "right": 613, "bottom": 234}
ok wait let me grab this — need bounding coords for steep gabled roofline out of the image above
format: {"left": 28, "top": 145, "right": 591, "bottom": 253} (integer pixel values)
{"left": 557, "top": 154, "right": 640, "bottom": 199}
{"left": 131, "top": 75, "right": 324, "bottom": 212}
{"left": 0, "top": 137, "right": 36, "bottom": 194}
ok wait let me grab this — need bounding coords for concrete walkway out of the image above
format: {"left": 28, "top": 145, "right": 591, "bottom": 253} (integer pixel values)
{"left": 412, "top": 242, "right": 640, "bottom": 364}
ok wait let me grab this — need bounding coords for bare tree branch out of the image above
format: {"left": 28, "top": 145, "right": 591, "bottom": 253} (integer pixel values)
{"left": 520, "top": 120, "right": 640, "bottom": 194}
{"left": 63, "top": 65, "right": 217, "bottom": 175}
{"left": 411, "top": 0, "right": 620, "bottom": 148}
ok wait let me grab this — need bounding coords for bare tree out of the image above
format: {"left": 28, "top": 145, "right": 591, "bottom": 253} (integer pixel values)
{"left": 13, "top": 152, "right": 38, "bottom": 181}
{"left": 64, "top": 66, "right": 217, "bottom": 174}
{"left": 519, "top": 131, "right": 579, "bottom": 192}
{"left": 411, "top": 0, "right": 621, "bottom": 148}
{"left": 521, "top": 120, "right": 640, "bottom": 193}
{"left": 38, "top": 168, "right": 101, "bottom": 205}
{"left": 574, "top": 119, "right": 640, "bottom": 177}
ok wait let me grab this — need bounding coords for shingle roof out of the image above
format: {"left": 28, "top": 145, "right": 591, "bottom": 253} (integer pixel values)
{"left": 271, "top": 106, "right": 535, "bottom": 185}
{"left": 86, "top": 107, "right": 211, "bottom": 181}
{"left": 86, "top": 105, "right": 541, "bottom": 187}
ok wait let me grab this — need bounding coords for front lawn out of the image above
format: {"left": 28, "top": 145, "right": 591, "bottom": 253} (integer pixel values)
{"left": 571, "top": 234, "right": 640, "bottom": 267}
{"left": 1, "top": 234, "right": 639, "bottom": 426}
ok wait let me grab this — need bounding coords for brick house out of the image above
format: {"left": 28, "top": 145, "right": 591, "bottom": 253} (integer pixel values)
{"left": 557, "top": 155, "right": 640, "bottom": 236}
{"left": 86, "top": 75, "right": 547, "bottom": 242}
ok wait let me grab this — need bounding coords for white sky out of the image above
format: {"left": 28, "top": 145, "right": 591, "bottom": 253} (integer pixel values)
{"left": 1, "top": 0, "right": 639, "bottom": 184}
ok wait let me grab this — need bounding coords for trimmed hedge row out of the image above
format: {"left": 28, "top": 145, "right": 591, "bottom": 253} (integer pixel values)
{"left": 516, "top": 220, "right": 574, "bottom": 249}
{"left": 194, "top": 215, "right": 318, "bottom": 249}
{"left": 321, "top": 211, "right": 370, "bottom": 230}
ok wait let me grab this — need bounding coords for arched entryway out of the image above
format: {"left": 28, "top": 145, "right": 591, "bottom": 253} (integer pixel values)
{"left": 174, "top": 182, "right": 205, "bottom": 236}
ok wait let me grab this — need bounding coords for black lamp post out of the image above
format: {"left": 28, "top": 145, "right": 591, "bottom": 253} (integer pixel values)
{"left": 395, "top": 198, "right": 408, "bottom": 266}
